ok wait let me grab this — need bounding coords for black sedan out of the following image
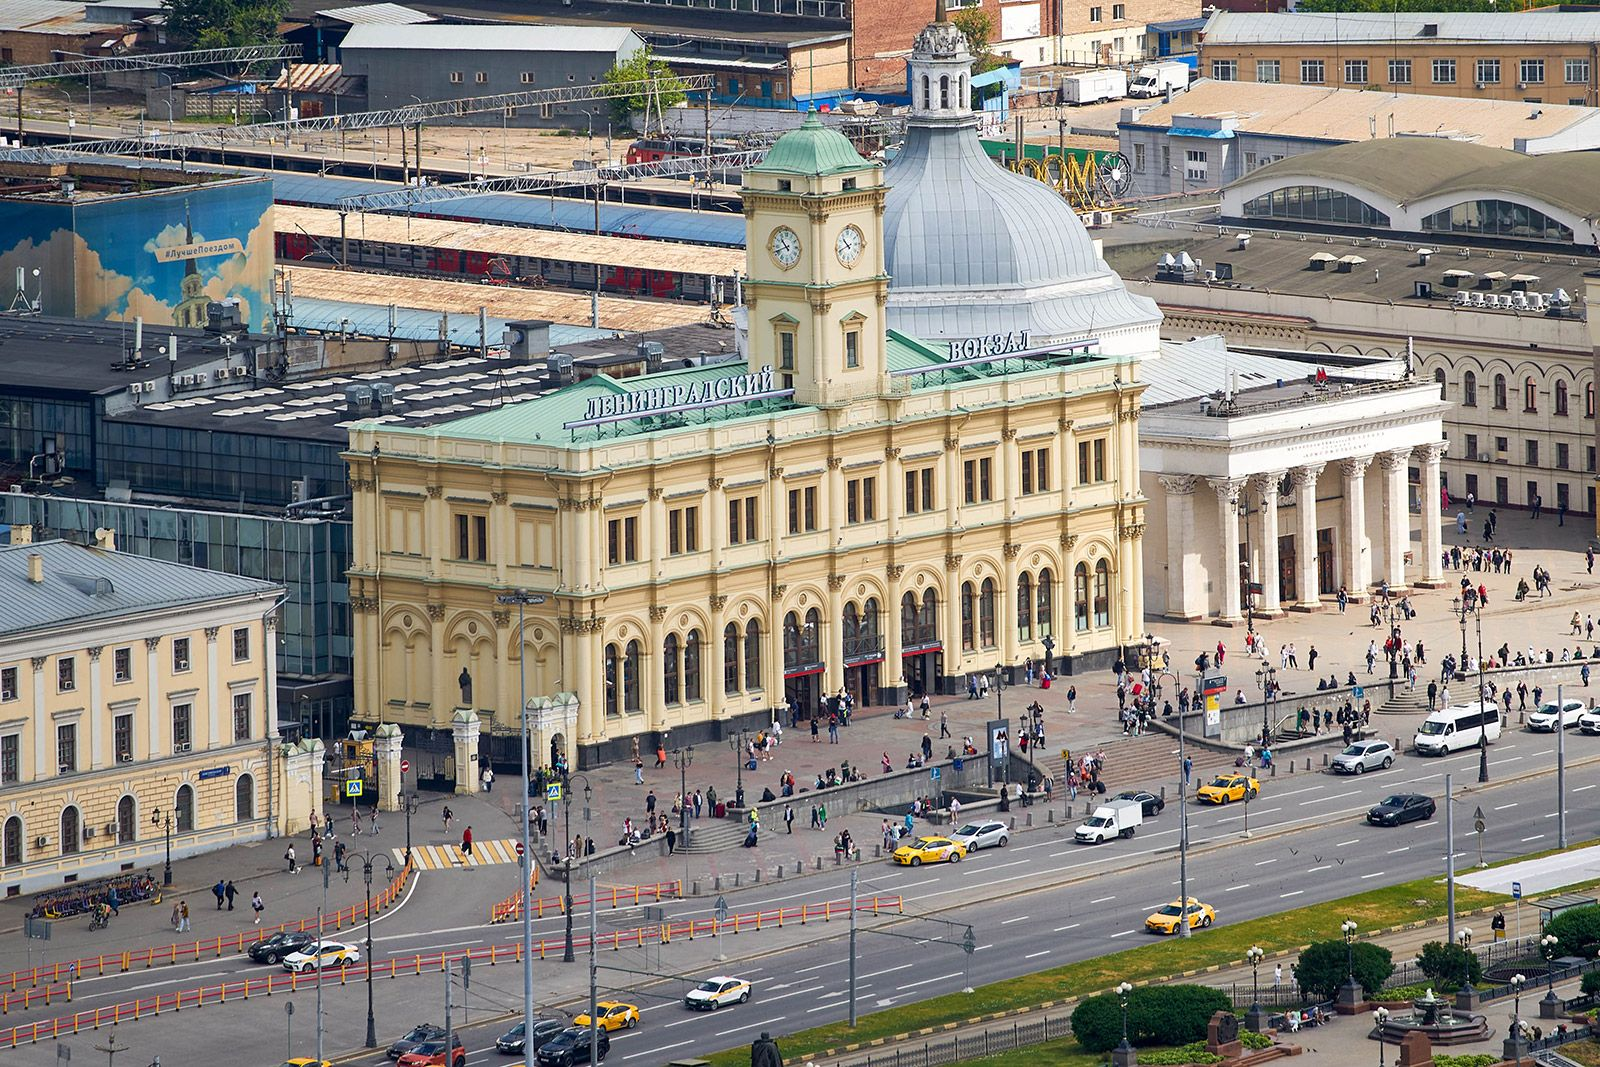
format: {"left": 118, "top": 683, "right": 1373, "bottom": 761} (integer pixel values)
{"left": 496, "top": 1019, "right": 568, "bottom": 1055}
{"left": 1112, "top": 790, "right": 1165, "bottom": 817}
{"left": 248, "top": 930, "right": 318, "bottom": 964}
{"left": 388, "top": 1024, "right": 448, "bottom": 1061}
{"left": 1367, "top": 793, "right": 1435, "bottom": 826}
{"left": 536, "top": 1028, "right": 610, "bottom": 1066}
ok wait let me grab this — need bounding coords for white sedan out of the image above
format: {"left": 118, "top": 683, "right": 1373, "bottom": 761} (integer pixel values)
{"left": 948, "top": 820, "right": 1009, "bottom": 851}
{"left": 281, "top": 940, "right": 361, "bottom": 973}
{"left": 684, "top": 976, "right": 752, "bottom": 1011}
{"left": 1580, "top": 707, "right": 1600, "bottom": 735}
{"left": 1528, "top": 699, "right": 1585, "bottom": 732}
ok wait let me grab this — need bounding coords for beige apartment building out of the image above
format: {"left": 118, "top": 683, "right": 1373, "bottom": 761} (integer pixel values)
{"left": 0, "top": 533, "right": 286, "bottom": 894}
{"left": 1198, "top": 11, "right": 1600, "bottom": 105}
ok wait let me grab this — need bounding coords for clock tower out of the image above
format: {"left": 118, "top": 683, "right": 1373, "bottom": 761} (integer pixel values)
{"left": 741, "top": 111, "right": 890, "bottom": 408}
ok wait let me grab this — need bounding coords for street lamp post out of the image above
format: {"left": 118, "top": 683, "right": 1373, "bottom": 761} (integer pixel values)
{"left": 1254, "top": 662, "right": 1276, "bottom": 748}
{"left": 402, "top": 790, "right": 419, "bottom": 866}
{"left": 345, "top": 848, "right": 395, "bottom": 1048}
{"left": 1245, "top": 945, "right": 1268, "bottom": 1031}
{"left": 726, "top": 730, "right": 748, "bottom": 810}
{"left": 1374, "top": 1007, "right": 1391, "bottom": 1066}
{"left": 673, "top": 747, "right": 694, "bottom": 835}
{"left": 150, "top": 808, "right": 174, "bottom": 885}
{"left": 1179, "top": 669, "right": 1197, "bottom": 939}
{"left": 1506, "top": 973, "right": 1528, "bottom": 1066}
{"left": 1452, "top": 596, "right": 1470, "bottom": 679}
{"left": 1338, "top": 919, "right": 1362, "bottom": 1008}
{"left": 1112, "top": 980, "right": 1135, "bottom": 1067}
{"left": 560, "top": 773, "right": 592, "bottom": 963}
{"left": 1540, "top": 934, "right": 1560, "bottom": 1014}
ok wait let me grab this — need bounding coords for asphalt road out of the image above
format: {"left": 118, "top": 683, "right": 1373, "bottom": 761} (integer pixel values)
{"left": 6, "top": 725, "right": 1593, "bottom": 1067}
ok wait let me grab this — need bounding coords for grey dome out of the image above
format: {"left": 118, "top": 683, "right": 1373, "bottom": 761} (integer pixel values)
{"left": 883, "top": 124, "right": 1103, "bottom": 292}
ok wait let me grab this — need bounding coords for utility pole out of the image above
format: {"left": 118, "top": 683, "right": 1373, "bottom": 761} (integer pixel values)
{"left": 1557, "top": 683, "right": 1568, "bottom": 848}
{"left": 444, "top": 959, "right": 453, "bottom": 1067}
{"left": 848, "top": 868, "right": 859, "bottom": 1026}
{"left": 588, "top": 871, "right": 599, "bottom": 1067}
{"left": 1445, "top": 772, "right": 1456, "bottom": 947}
{"left": 316, "top": 860, "right": 328, "bottom": 1066}
{"left": 1179, "top": 672, "right": 1195, "bottom": 938}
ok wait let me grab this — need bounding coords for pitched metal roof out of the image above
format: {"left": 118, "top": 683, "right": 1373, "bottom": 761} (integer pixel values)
{"left": 0, "top": 539, "right": 279, "bottom": 637}
{"left": 313, "top": 2, "right": 431, "bottom": 24}
{"left": 338, "top": 23, "right": 641, "bottom": 54}
{"left": 1201, "top": 9, "right": 1600, "bottom": 45}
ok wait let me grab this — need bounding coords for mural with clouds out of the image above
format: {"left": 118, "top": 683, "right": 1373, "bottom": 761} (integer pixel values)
{"left": 0, "top": 177, "right": 273, "bottom": 333}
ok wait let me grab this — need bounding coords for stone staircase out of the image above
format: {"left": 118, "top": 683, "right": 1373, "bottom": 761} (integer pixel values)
{"left": 1035, "top": 732, "right": 1240, "bottom": 802}
{"left": 679, "top": 820, "right": 749, "bottom": 855}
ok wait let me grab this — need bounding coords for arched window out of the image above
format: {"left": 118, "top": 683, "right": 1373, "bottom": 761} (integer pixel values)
{"left": 1557, "top": 380, "right": 1570, "bottom": 416}
{"left": 862, "top": 598, "right": 880, "bottom": 645}
{"left": 604, "top": 643, "right": 620, "bottom": 717}
{"left": 784, "top": 612, "right": 801, "bottom": 671}
{"left": 1588, "top": 382, "right": 1596, "bottom": 419}
{"left": 623, "top": 641, "right": 642, "bottom": 713}
{"left": 1422, "top": 198, "right": 1573, "bottom": 243}
{"left": 744, "top": 621, "right": 762, "bottom": 690}
{"left": 1038, "top": 569, "right": 1054, "bottom": 637}
{"left": 1433, "top": 368, "right": 1446, "bottom": 401}
{"left": 1462, "top": 371, "right": 1477, "bottom": 407}
{"left": 663, "top": 633, "right": 680, "bottom": 705}
{"left": 175, "top": 784, "right": 194, "bottom": 832}
{"left": 60, "top": 806, "right": 80, "bottom": 855}
{"left": 958, "top": 74, "right": 966, "bottom": 104}
{"left": 979, "top": 578, "right": 996, "bottom": 647}
{"left": 1524, "top": 377, "right": 1538, "bottom": 413}
{"left": 116, "top": 795, "right": 136, "bottom": 844}
{"left": 1093, "top": 560, "right": 1112, "bottom": 627}
{"left": 921, "top": 589, "right": 939, "bottom": 647}
{"left": 684, "top": 630, "right": 702, "bottom": 702}
{"left": 921, "top": 74, "right": 930, "bottom": 110}
{"left": 1017, "top": 572, "right": 1034, "bottom": 641}
{"left": 1073, "top": 563, "right": 1090, "bottom": 632}
{"left": 843, "top": 602, "right": 860, "bottom": 656}
{"left": 1242, "top": 185, "right": 1390, "bottom": 226}
{"left": 960, "top": 581, "right": 975, "bottom": 650}
{"left": 2, "top": 816, "right": 20, "bottom": 866}
{"left": 1493, "top": 374, "right": 1507, "bottom": 410}
{"left": 939, "top": 74, "right": 950, "bottom": 109}
{"left": 724, "top": 623, "right": 740, "bottom": 695}
{"left": 901, "top": 592, "right": 918, "bottom": 647}
{"left": 803, "top": 608, "right": 821, "bottom": 664}
{"left": 236, "top": 774, "right": 255, "bottom": 821}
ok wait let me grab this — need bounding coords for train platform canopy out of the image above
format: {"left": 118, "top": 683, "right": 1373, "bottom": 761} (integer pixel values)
{"left": 285, "top": 296, "right": 615, "bottom": 349}
{"left": 269, "top": 173, "right": 748, "bottom": 248}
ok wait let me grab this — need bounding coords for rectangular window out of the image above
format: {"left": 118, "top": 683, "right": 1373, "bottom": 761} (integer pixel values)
{"left": 58, "top": 656, "right": 75, "bottom": 692}
{"left": 1496, "top": 436, "right": 1508, "bottom": 453}
{"left": 845, "top": 329, "right": 860, "bottom": 369}
{"left": 1210, "top": 59, "right": 1237, "bottom": 81}
{"left": 787, "top": 486, "right": 818, "bottom": 533}
{"left": 520, "top": 72, "right": 534, "bottom": 84}
{"left": 0, "top": 667, "right": 14, "bottom": 702}
{"left": 1557, "top": 443, "right": 1571, "bottom": 470}
{"left": 232, "top": 628, "right": 249, "bottom": 663}
{"left": 606, "top": 516, "right": 638, "bottom": 564}
{"left": 449, "top": 71, "right": 463, "bottom": 84}
{"left": 233, "top": 692, "right": 252, "bottom": 742}
{"left": 962, "top": 457, "right": 993, "bottom": 504}
{"left": 172, "top": 704, "right": 192, "bottom": 752}
{"left": 57, "top": 723, "right": 76, "bottom": 773}
{"left": 1112, "top": 2, "right": 1124, "bottom": 16}
{"left": 1433, "top": 58, "right": 1456, "bottom": 84}
{"left": 727, "top": 495, "right": 759, "bottom": 544}
{"left": 846, "top": 476, "right": 877, "bottom": 523}
{"left": 1077, "top": 438, "right": 1108, "bottom": 483}
{"left": 1589, "top": 446, "right": 1597, "bottom": 473}
{"left": 904, "top": 467, "right": 935, "bottom": 514}
{"left": 1389, "top": 59, "right": 1412, "bottom": 84}
{"left": 453, "top": 513, "right": 488, "bottom": 561}
{"left": 1344, "top": 59, "right": 1368, "bottom": 84}
{"left": 1256, "top": 59, "right": 1280, "bottom": 83}
{"left": 1526, "top": 440, "right": 1540, "bottom": 466}
{"left": 0, "top": 735, "right": 16, "bottom": 783}
{"left": 1520, "top": 58, "right": 1545, "bottom": 84}
{"left": 1567, "top": 58, "right": 1590, "bottom": 83}
{"left": 1020, "top": 447, "right": 1051, "bottom": 495}
{"left": 1465, "top": 433, "right": 1479, "bottom": 459}
{"left": 114, "top": 713, "right": 133, "bottom": 762}
{"left": 172, "top": 637, "right": 191, "bottom": 673}
{"left": 668, "top": 505, "right": 700, "bottom": 555}
{"left": 1477, "top": 58, "right": 1501, "bottom": 84}
{"left": 1301, "top": 59, "right": 1325, "bottom": 84}
{"left": 114, "top": 647, "right": 132, "bottom": 682}
{"left": 1088, "top": 6, "right": 1101, "bottom": 20}
{"left": 474, "top": 71, "right": 487, "bottom": 84}
{"left": 1133, "top": 142, "right": 1146, "bottom": 172}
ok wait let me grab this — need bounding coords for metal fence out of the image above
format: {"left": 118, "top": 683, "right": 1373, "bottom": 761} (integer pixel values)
{"left": 830, "top": 1009, "right": 1076, "bottom": 1067}
{"left": 1381, "top": 936, "right": 1537, "bottom": 991}
{"left": 1483, "top": 957, "right": 1600, "bottom": 1004}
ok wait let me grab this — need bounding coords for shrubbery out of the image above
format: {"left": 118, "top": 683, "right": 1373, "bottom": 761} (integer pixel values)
{"left": 1417, "top": 941, "right": 1482, "bottom": 989}
{"left": 1292, "top": 940, "right": 1394, "bottom": 999}
{"left": 1433, "top": 1055, "right": 1498, "bottom": 1067}
{"left": 1071, "top": 986, "right": 1233, "bottom": 1053}
{"left": 1549, "top": 906, "right": 1600, "bottom": 958}
{"left": 1580, "top": 971, "right": 1600, "bottom": 997}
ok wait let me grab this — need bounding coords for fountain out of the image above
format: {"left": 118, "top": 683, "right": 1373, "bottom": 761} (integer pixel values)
{"left": 1371, "top": 990, "right": 1493, "bottom": 1045}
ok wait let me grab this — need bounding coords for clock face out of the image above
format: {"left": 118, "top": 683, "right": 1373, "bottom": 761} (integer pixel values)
{"left": 769, "top": 226, "right": 801, "bottom": 269}
{"left": 836, "top": 225, "right": 864, "bottom": 267}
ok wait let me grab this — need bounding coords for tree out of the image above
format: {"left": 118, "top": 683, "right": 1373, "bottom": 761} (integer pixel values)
{"left": 1292, "top": 940, "right": 1394, "bottom": 1000}
{"left": 601, "top": 50, "right": 688, "bottom": 126}
{"left": 1546, "top": 904, "right": 1600, "bottom": 958}
{"left": 1417, "top": 941, "right": 1482, "bottom": 991}
{"left": 162, "top": 0, "right": 288, "bottom": 48}
{"left": 950, "top": 9, "right": 1006, "bottom": 75}
{"left": 1071, "top": 986, "right": 1233, "bottom": 1053}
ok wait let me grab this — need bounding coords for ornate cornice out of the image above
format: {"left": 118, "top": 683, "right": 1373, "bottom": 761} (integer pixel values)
{"left": 351, "top": 596, "right": 379, "bottom": 614}
{"left": 559, "top": 495, "right": 602, "bottom": 511}
{"left": 1120, "top": 522, "right": 1146, "bottom": 541}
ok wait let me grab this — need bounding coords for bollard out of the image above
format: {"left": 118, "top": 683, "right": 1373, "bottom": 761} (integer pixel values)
{"left": 1322, "top": 753, "right": 1329, "bottom": 766}
{"left": 713, "top": 876, "right": 722, "bottom": 891}
{"left": 1289, "top": 760, "right": 1295, "bottom": 774}
{"left": 1271, "top": 764, "right": 1277, "bottom": 776}
{"left": 733, "top": 872, "right": 740, "bottom": 886}
{"left": 692, "top": 880, "right": 701, "bottom": 896}
{"left": 795, "top": 860, "right": 802, "bottom": 874}
{"left": 753, "top": 868, "right": 761, "bottom": 882}
{"left": 1160, "top": 786, "right": 1166, "bottom": 801}
{"left": 1047, "top": 809, "right": 1054, "bottom": 823}
{"left": 1026, "top": 813, "right": 1033, "bottom": 827}
{"left": 1305, "top": 757, "right": 1311, "bottom": 771}
{"left": 776, "top": 865, "right": 784, "bottom": 879}
{"left": 874, "top": 845, "right": 881, "bottom": 858}
{"left": 815, "top": 856, "right": 822, "bottom": 870}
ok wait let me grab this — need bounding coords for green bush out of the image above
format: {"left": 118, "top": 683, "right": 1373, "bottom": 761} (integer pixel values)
{"left": 1070, "top": 986, "right": 1234, "bottom": 1053}
{"left": 1546, "top": 904, "right": 1600, "bottom": 958}
{"left": 1292, "top": 940, "right": 1394, "bottom": 1000}
{"left": 1138, "top": 1042, "right": 1223, "bottom": 1064}
{"left": 1240, "top": 1031, "right": 1273, "bottom": 1050}
{"left": 1417, "top": 941, "right": 1482, "bottom": 989}
{"left": 1434, "top": 1055, "right": 1498, "bottom": 1067}
{"left": 1581, "top": 971, "right": 1600, "bottom": 997}
{"left": 1383, "top": 982, "right": 1460, "bottom": 999}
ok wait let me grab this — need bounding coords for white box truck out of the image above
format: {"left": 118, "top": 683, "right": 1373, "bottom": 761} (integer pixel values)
{"left": 1128, "top": 61, "right": 1191, "bottom": 98}
{"left": 1074, "top": 797, "right": 1144, "bottom": 843}
{"left": 1060, "top": 68, "right": 1128, "bottom": 105}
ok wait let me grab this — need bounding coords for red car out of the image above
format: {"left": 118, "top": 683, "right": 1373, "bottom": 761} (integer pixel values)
{"left": 396, "top": 1037, "right": 465, "bottom": 1067}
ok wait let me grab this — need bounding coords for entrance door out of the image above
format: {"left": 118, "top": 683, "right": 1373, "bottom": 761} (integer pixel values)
{"left": 846, "top": 663, "right": 880, "bottom": 708}
{"left": 903, "top": 650, "right": 944, "bottom": 697}
{"left": 1278, "top": 533, "right": 1297, "bottom": 605}
{"left": 785, "top": 674, "right": 820, "bottom": 719}
{"left": 1316, "top": 528, "right": 1336, "bottom": 595}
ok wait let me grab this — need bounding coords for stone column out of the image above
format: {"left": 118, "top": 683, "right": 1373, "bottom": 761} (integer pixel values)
{"left": 943, "top": 435, "right": 962, "bottom": 530}
{"left": 827, "top": 457, "right": 844, "bottom": 554}
{"left": 998, "top": 427, "right": 1017, "bottom": 521}
{"left": 1209, "top": 477, "right": 1246, "bottom": 622}
{"left": 275, "top": 738, "right": 326, "bottom": 836}
{"left": 451, "top": 708, "right": 481, "bottom": 795}
{"left": 372, "top": 721, "right": 404, "bottom": 812}
{"left": 648, "top": 487, "right": 666, "bottom": 582}
{"left": 204, "top": 626, "right": 221, "bottom": 749}
{"left": 1257, "top": 472, "right": 1285, "bottom": 616}
{"left": 826, "top": 574, "right": 846, "bottom": 697}
{"left": 491, "top": 488, "right": 510, "bottom": 586}
{"left": 144, "top": 636, "right": 162, "bottom": 759}
{"left": 264, "top": 614, "right": 280, "bottom": 740}
{"left": 1415, "top": 443, "right": 1448, "bottom": 586}
{"left": 1159, "top": 475, "right": 1200, "bottom": 619}
{"left": 1002, "top": 543, "right": 1021, "bottom": 675}
{"left": 1292, "top": 464, "right": 1325, "bottom": 610}
{"left": 708, "top": 477, "right": 726, "bottom": 572}
{"left": 708, "top": 595, "right": 728, "bottom": 721}
{"left": 1341, "top": 455, "right": 1374, "bottom": 597}
{"left": 647, "top": 605, "right": 667, "bottom": 734}
{"left": 884, "top": 563, "right": 905, "bottom": 704}
{"left": 944, "top": 553, "right": 964, "bottom": 687}
{"left": 1379, "top": 449, "right": 1411, "bottom": 590}
{"left": 86, "top": 646, "right": 104, "bottom": 770}
{"left": 884, "top": 446, "right": 904, "bottom": 541}
{"left": 428, "top": 604, "right": 449, "bottom": 729}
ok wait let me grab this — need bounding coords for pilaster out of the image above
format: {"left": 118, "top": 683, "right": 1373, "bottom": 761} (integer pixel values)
{"left": 1158, "top": 475, "right": 1201, "bottom": 619}
{"left": 1416, "top": 443, "right": 1448, "bottom": 587}
{"left": 1209, "top": 477, "right": 1246, "bottom": 623}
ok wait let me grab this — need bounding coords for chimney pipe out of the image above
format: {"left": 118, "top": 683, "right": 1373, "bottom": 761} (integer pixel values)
{"left": 26, "top": 552, "right": 43, "bottom": 584}
{"left": 169, "top": 334, "right": 178, "bottom": 365}
{"left": 134, "top": 316, "right": 143, "bottom": 360}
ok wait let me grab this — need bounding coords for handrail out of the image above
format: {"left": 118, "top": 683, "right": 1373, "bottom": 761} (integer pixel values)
{"left": 488, "top": 879, "right": 681, "bottom": 924}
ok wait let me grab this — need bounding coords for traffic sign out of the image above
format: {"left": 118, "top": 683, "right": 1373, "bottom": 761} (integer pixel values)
{"left": 515, "top": 841, "right": 525, "bottom": 857}
{"left": 1473, "top": 805, "right": 1486, "bottom": 834}
{"left": 715, "top": 895, "right": 729, "bottom": 922}
{"left": 1512, "top": 881, "right": 1522, "bottom": 900}
{"left": 1353, "top": 686, "right": 1365, "bottom": 700}
{"left": 546, "top": 783, "right": 562, "bottom": 801}
{"left": 344, "top": 779, "right": 364, "bottom": 798}
{"left": 930, "top": 767, "right": 941, "bottom": 780}
{"left": 400, "top": 759, "right": 410, "bottom": 775}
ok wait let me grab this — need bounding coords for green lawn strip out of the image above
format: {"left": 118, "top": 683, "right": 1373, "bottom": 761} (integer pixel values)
{"left": 941, "top": 1034, "right": 1105, "bottom": 1067}
{"left": 702, "top": 874, "right": 1505, "bottom": 1067}
{"left": 1557, "top": 1040, "right": 1600, "bottom": 1067}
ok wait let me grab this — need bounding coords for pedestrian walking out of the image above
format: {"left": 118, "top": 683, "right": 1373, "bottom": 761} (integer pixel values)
{"left": 819, "top": 802, "right": 828, "bottom": 829}
{"left": 784, "top": 804, "right": 794, "bottom": 833}
{"left": 646, "top": 790, "right": 657, "bottom": 817}
{"left": 634, "top": 755, "right": 644, "bottom": 785}
{"left": 810, "top": 804, "right": 821, "bottom": 830}
{"left": 171, "top": 902, "right": 181, "bottom": 930}
{"left": 1274, "top": 963, "right": 1282, "bottom": 990}
{"left": 939, "top": 709, "right": 950, "bottom": 739}
{"left": 481, "top": 766, "right": 495, "bottom": 793}
{"left": 251, "top": 891, "right": 264, "bottom": 925}
{"left": 665, "top": 827, "right": 677, "bottom": 854}
{"left": 442, "top": 805, "right": 453, "bottom": 831}
{"left": 1066, "top": 684, "right": 1077, "bottom": 713}
{"left": 352, "top": 809, "right": 362, "bottom": 835}
{"left": 461, "top": 826, "right": 474, "bottom": 858}
{"left": 335, "top": 840, "right": 348, "bottom": 873}
{"left": 224, "top": 880, "right": 237, "bottom": 911}
{"left": 178, "top": 900, "right": 190, "bottom": 933}
{"left": 370, "top": 809, "right": 379, "bottom": 835}
{"left": 285, "top": 843, "right": 297, "bottom": 873}
{"left": 213, "top": 879, "right": 226, "bottom": 910}
{"left": 811, "top": 715, "right": 820, "bottom": 743}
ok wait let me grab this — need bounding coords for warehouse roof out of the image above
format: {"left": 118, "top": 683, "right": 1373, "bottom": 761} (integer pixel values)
{"left": 339, "top": 22, "right": 640, "bottom": 53}
{"left": 313, "top": 2, "right": 431, "bottom": 24}
{"left": 1200, "top": 10, "right": 1600, "bottom": 45}
{"left": 0, "top": 539, "right": 278, "bottom": 637}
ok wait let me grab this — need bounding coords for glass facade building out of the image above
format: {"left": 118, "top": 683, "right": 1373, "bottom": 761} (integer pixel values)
{"left": 96, "top": 423, "right": 349, "bottom": 509}
{"left": 1243, "top": 185, "right": 1392, "bottom": 227}
{"left": 0, "top": 395, "right": 95, "bottom": 481}
{"left": 1421, "top": 199, "right": 1575, "bottom": 244}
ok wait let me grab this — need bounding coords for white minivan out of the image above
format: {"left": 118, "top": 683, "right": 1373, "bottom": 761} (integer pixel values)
{"left": 1413, "top": 701, "right": 1502, "bottom": 755}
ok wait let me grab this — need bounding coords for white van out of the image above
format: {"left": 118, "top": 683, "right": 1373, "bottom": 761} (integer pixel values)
{"left": 1413, "top": 702, "right": 1502, "bottom": 755}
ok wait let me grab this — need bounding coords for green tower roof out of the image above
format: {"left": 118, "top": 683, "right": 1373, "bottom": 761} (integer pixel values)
{"left": 748, "top": 110, "right": 873, "bottom": 177}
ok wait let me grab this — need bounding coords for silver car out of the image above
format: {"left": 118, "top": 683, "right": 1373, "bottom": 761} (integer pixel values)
{"left": 1528, "top": 699, "right": 1585, "bottom": 732}
{"left": 948, "top": 820, "right": 1009, "bottom": 851}
{"left": 1579, "top": 707, "right": 1600, "bottom": 735}
{"left": 1331, "top": 739, "right": 1395, "bottom": 774}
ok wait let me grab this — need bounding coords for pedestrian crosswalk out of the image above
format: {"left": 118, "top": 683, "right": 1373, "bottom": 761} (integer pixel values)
{"left": 398, "top": 838, "right": 522, "bottom": 871}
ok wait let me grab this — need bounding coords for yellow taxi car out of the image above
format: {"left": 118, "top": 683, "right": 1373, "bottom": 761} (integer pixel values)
{"left": 892, "top": 836, "right": 967, "bottom": 866}
{"left": 1144, "top": 898, "right": 1216, "bottom": 935}
{"left": 573, "top": 1001, "right": 640, "bottom": 1031}
{"left": 1196, "top": 774, "right": 1260, "bottom": 805}
{"left": 282, "top": 1060, "right": 333, "bottom": 1067}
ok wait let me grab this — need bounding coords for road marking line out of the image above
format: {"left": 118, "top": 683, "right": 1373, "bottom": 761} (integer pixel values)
{"left": 1280, "top": 891, "right": 1305, "bottom": 899}
{"left": 897, "top": 972, "right": 963, "bottom": 991}
{"left": 1387, "top": 847, "right": 1411, "bottom": 854}
{"left": 1575, "top": 784, "right": 1597, "bottom": 793}
{"left": 1335, "top": 838, "right": 1360, "bottom": 847}
{"left": 1308, "top": 865, "right": 1332, "bottom": 873}
{"left": 1055, "top": 923, "right": 1081, "bottom": 932}
{"left": 1224, "top": 884, "right": 1251, "bottom": 892}
{"left": 1494, "top": 803, "right": 1519, "bottom": 810}
{"left": 1360, "top": 872, "right": 1385, "bottom": 880}
{"left": 1000, "top": 915, "right": 1030, "bottom": 925}
{"left": 1025, "top": 950, "right": 1051, "bottom": 959}
{"left": 1254, "top": 858, "right": 1279, "bottom": 867}
{"left": 1522, "top": 834, "right": 1546, "bottom": 843}
{"left": 1110, "top": 930, "right": 1136, "bottom": 938}
{"left": 1090, "top": 895, "right": 1116, "bottom": 903}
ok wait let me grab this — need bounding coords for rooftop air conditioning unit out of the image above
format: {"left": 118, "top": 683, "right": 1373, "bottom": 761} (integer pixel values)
{"left": 1475, "top": 81, "right": 1486, "bottom": 90}
{"left": 175, "top": 742, "right": 191, "bottom": 752}
{"left": 34, "top": 836, "right": 47, "bottom": 848}
{"left": 1477, "top": 453, "right": 1491, "bottom": 462}
{"left": 119, "top": 754, "right": 133, "bottom": 763}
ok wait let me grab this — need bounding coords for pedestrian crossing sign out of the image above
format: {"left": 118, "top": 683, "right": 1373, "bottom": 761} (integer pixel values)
{"left": 546, "top": 783, "right": 562, "bottom": 801}
{"left": 344, "top": 779, "right": 364, "bottom": 797}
